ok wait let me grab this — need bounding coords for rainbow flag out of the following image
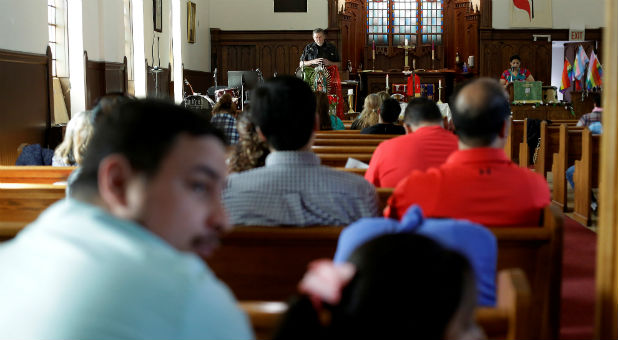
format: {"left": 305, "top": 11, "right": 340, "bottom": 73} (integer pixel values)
{"left": 559, "top": 58, "right": 572, "bottom": 93}
{"left": 586, "top": 51, "right": 603, "bottom": 89}
{"left": 574, "top": 45, "right": 589, "bottom": 80}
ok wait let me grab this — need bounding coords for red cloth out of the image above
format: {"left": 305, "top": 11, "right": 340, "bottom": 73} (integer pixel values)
{"left": 326, "top": 65, "right": 344, "bottom": 119}
{"left": 406, "top": 74, "right": 421, "bottom": 96}
{"left": 384, "top": 148, "right": 551, "bottom": 226}
{"left": 364, "top": 126, "right": 458, "bottom": 188}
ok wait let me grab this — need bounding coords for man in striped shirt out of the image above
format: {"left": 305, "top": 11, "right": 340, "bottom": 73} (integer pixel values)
{"left": 223, "top": 76, "right": 378, "bottom": 226}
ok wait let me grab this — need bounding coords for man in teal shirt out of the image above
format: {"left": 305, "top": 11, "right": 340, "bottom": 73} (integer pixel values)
{"left": 0, "top": 100, "right": 253, "bottom": 339}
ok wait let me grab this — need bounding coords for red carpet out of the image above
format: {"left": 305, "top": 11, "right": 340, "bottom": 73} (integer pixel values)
{"left": 560, "top": 216, "right": 597, "bottom": 339}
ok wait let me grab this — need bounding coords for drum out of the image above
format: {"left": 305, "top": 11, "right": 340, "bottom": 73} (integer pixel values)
{"left": 182, "top": 94, "right": 215, "bottom": 119}
{"left": 214, "top": 88, "right": 240, "bottom": 102}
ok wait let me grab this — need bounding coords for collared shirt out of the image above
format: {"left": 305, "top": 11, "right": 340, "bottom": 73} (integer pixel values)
{"left": 385, "top": 148, "right": 550, "bottom": 226}
{"left": 0, "top": 199, "right": 253, "bottom": 340}
{"left": 334, "top": 205, "right": 497, "bottom": 307}
{"left": 223, "top": 151, "right": 378, "bottom": 226}
{"left": 361, "top": 123, "right": 406, "bottom": 135}
{"left": 365, "top": 126, "right": 458, "bottom": 188}
{"left": 300, "top": 41, "right": 340, "bottom": 62}
{"left": 500, "top": 68, "right": 531, "bottom": 82}
{"left": 576, "top": 107, "right": 602, "bottom": 127}
{"left": 211, "top": 113, "right": 239, "bottom": 145}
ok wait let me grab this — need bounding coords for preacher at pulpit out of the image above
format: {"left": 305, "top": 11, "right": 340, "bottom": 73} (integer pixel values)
{"left": 299, "top": 28, "right": 340, "bottom": 68}
{"left": 499, "top": 54, "right": 535, "bottom": 87}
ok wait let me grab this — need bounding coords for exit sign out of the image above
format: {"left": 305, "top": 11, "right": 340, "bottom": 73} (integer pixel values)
{"left": 569, "top": 29, "right": 585, "bottom": 41}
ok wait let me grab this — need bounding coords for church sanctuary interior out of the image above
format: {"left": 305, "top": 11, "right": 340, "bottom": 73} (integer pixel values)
{"left": 1, "top": 0, "right": 617, "bottom": 339}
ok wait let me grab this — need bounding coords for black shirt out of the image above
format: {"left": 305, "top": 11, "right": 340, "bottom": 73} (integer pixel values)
{"left": 300, "top": 41, "right": 340, "bottom": 63}
{"left": 361, "top": 123, "right": 406, "bottom": 135}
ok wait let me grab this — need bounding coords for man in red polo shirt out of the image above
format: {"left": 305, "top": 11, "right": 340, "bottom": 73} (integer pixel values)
{"left": 364, "top": 97, "right": 458, "bottom": 188}
{"left": 385, "top": 78, "right": 550, "bottom": 227}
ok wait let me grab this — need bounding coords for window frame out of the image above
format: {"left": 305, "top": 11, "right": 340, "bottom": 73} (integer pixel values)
{"left": 366, "top": 0, "right": 444, "bottom": 47}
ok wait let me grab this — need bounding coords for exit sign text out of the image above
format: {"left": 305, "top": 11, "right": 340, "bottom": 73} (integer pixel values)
{"left": 569, "top": 29, "right": 585, "bottom": 41}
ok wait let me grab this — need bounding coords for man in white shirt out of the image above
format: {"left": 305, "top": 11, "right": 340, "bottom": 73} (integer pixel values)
{"left": 0, "top": 100, "right": 253, "bottom": 339}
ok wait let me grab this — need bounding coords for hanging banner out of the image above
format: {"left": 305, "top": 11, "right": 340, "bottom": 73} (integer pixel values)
{"left": 511, "top": 0, "right": 552, "bottom": 28}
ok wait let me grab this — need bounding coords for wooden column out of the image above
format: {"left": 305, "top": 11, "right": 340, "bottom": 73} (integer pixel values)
{"left": 595, "top": 0, "right": 618, "bottom": 338}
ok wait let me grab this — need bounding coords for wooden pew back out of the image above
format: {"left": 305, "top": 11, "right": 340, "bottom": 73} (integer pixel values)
{"left": 0, "top": 183, "right": 66, "bottom": 240}
{"left": 551, "top": 125, "right": 583, "bottom": 211}
{"left": 0, "top": 166, "right": 75, "bottom": 184}
{"left": 505, "top": 119, "right": 525, "bottom": 163}
{"left": 240, "top": 269, "right": 531, "bottom": 340}
{"left": 312, "top": 146, "right": 377, "bottom": 154}
{"left": 573, "top": 130, "right": 601, "bottom": 225}
{"left": 317, "top": 153, "right": 373, "bottom": 167}
{"left": 313, "top": 139, "right": 384, "bottom": 146}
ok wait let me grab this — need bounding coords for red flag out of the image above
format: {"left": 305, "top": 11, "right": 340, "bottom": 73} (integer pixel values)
{"left": 513, "top": 0, "right": 532, "bottom": 21}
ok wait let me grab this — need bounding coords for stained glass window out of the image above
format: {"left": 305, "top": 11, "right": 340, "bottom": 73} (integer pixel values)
{"left": 367, "top": 0, "right": 443, "bottom": 46}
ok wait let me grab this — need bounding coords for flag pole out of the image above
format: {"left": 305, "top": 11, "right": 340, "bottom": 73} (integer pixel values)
{"left": 531, "top": 0, "right": 534, "bottom": 19}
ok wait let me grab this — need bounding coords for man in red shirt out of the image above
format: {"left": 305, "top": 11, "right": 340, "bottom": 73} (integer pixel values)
{"left": 365, "top": 97, "right": 458, "bottom": 188}
{"left": 385, "top": 78, "right": 550, "bottom": 227}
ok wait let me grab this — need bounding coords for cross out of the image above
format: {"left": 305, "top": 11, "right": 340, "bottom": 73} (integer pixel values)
{"left": 396, "top": 42, "right": 415, "bottom": 71}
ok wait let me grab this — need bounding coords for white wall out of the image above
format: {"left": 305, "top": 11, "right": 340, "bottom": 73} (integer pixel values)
{"left": 143, "top": 0, "right": 171, "bottom": 68}
{"left": 82, "top": 0, "right": 125, "bottom": 62}
{"left": 551, "top": 42, "right": 565, "bottom": 100}
{"left": 0, "top": 0, "right": 48, "bottom": 54}
{"left": 182, "top": 0, "right": 210, "bottom": 71}
{"left": 209, "top": 0, "right": 328, "bottom": 30}
{"left": 492, "top": 0, "right": 605, "bottom": 29}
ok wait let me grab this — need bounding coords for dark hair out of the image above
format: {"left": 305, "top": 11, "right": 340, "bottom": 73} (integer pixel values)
{"left": 404, "top": 97, "right": 443, "bottom": 125}
{"left": 92, "top": 92, "right": 135, "bottom": 125}
{"left": 274, "top": 234, "right": 473, "bottom": 340}
{"left": 316, "top": 92, "right": 333, "bottom": 131}
{"left": 71, "top": 99, "right": 225, "bottom": 196}
{"left": 313, "top": 28, "right": 325, "bottom": 35}
{"left": 379, "top": 98, "right": 402, "bottom": 123}
{"left": 228, "top": 111, "right": 270, "bottom": 173}
{"left": 250, "top": 76, "right": 316, "bottom": 150}
{"left": 451, "top": 78, "right": 511, "bottom": 147}
{"left": 509, "top": 54, "right": 521, "bottom": 63}
{"left": 592, "top": 92, "right": 602, "bottom": 107}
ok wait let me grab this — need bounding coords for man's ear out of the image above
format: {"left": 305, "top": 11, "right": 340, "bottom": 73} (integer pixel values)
{"left": 97, "top": 154, "right": 139, "bottom": 217}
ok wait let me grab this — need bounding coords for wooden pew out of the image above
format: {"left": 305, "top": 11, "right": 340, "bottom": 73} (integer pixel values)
{"left": 210, "top": 204, "right": 561, "bottom": 339}
{"left": 573, "top": 129, "right": 601, "bottom": 226}
{"left": 518, "top": 119, "right": 578, "bottom": 169}
{"left": 491, "top": 205, "right": 563, "bottom": 340}
{"left": 535, "top": 122, "right": 583, "bottom": 178}
{"left": 0, "top": 183, "right": 66, "bottom": 241}
{"left": 312, "top": 146, "right": 377, "bottom": 154}
{"left": 504, "top": 119, "right": 525, "bottom": 164}
{"left": 336, "top": 167, "right": 367, "bottom": 176}
{"left": 0, "top": 166, "right": 75, "bottom": 184}
{"left": 313, "top": 139, "right": 384, "bottom": 146}
{"left": 240, "top": 268, "right": 531, "bottom": 340}
{"left": 315, "top": 133, "right": 393, "bottom": 140}
{"left": 551, "top": 125, "right": 583, "bottom": 211}
{"left": 317, "top": 153, "right": 373, "bottom": 167}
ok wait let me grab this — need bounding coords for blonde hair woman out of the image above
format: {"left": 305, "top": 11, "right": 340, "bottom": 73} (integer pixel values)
{"left": 351, "top": 93, "right": 381, "bottom": 130}
{"left": 52, "top": 111, "right": 94, "bottom": 166}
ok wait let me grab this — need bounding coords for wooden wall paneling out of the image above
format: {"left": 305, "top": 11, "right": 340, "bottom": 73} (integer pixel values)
{"left": 183, "top": 69, "right": 213, "bottom": 96}
{"left": 479, "top": 0, "right": 491, "bottom": 29}
{"left": 85, "top": 52, "right": 128, "bottom": 109}
{"left": 595, "top": 0, "right": 618, "bottom": 337}
{"left": 0, "top": 48, "right": 52, "bottom": 165}
{"left": 338, "top": 0, "right": 364, "bottom": 72}
{"left": 84, "top": 51, "right": 104, "bottom": 109}
{"left": 210, "top": 29, "right": 340, "bottom": 86}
